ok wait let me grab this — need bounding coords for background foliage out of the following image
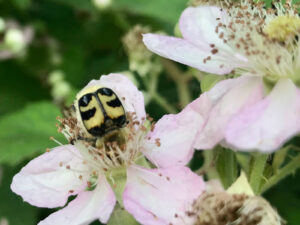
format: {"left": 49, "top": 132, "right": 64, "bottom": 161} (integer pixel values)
{"left": 0, "top": 0, "right": 299, "bottom": 224}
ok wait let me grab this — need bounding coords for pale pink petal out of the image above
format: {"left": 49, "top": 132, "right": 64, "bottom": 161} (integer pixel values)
{"left": 85, "top": 73, "right": 146, "bottom": 122}
{"left": 225, "top": 78, "right": 300, "bottom": 152}
{"left": 11, "top": 145, "right": 88, "bottom": 208}
{"left": 180, "top": 6, "right": 247, "bottom": 68}
{"left": 38, "top": 175, "right": 116, "bottom": 225}
{"left": 143, "top": 33, "right": 234, "bottom": 74}
{"left": 123, "top": 166, "right": 205, "bottom": 225}
{"left": 180, "top": 6, "right": 229, "bottom": 51}
{"left": 194, "top": 76, "right": 264, "bottom": 149}
{"left": 143, "top": 96, "right": 209, "bottom": 167}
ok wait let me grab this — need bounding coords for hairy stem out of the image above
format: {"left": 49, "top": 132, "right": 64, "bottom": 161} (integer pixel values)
{"left": 262, "top": 153, "right": 300, "bottom": 193}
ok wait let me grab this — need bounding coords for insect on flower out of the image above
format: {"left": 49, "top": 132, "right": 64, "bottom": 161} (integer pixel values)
{"left": 73, "top": 85, "right": 127, "bottom": 148}
{"left": 11, "top": 73, "right": 206, "bottom": 225}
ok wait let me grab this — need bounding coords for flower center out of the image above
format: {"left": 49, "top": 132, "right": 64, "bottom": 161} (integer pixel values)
{"left": 58, "top": 112, "right": 150, "bottom": 181}
{"left": 264, "top": 15, "right": 300, "bottom": 42}
{"left": 188, "top": 192, "right": 282, "bottom": 225}
{"left": 211, "top": 1, "right": 300, "bottom": 84}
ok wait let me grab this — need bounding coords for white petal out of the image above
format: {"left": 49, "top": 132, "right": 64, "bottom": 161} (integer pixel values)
{"left": 38, "top": 175, "right": 116, "bottom": 225}
{"left": 11, "top": 145, "right": 89, "bottom": 208}
{"left": 225, "top": 78, "right": 300, "bottom": 152}
{"left": 143, "top": 33, "right": 234, "bottom": 75}
{"left": 144, "top": 97, "right": 209, "bottom": 167}
{"left": 123, "top": 166, "right": 205, "bottom": 225}
{"left": 194, "top": 76, "right": 264, "bottom": 149}
{"left": 84, "top": 73, "right": 146, "bottom": 123}
{"left": 180, "top": 6, "right": 228, "bottom": 51}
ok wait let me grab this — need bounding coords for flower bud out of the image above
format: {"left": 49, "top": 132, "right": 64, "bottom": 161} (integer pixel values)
{"left": 4, "top": 28, "right": 26, "bottom": 53}
{"left": 92, "top": 0, "right": 112, "bottom": 10}
{"left": 48, "top": 70, "right": 64, "bottom": 85}
{"left": 51, "top": 81, "right": 71, "bottom": 102}
{"left": 48, "top": 70, "right": 71, "bottom": 102}
{"left": 0, "top": 218, "right": 9, "bottom": 225}
{"left": 122, "top": 25, "right": 161, "bottom": 77}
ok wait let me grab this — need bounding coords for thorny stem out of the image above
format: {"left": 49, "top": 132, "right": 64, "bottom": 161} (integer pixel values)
{"left": 161, "top": 58, "right": 193, "bottom": 109}
{"left": 249, "top": 153, "right": 269, "bottom": 195}
{"left": 261, "top": 153, "right": 300, "bottom": 193}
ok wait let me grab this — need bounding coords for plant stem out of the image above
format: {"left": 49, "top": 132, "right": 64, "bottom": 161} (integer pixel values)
{"left": 249, "top": 153, "right": 269, "bottom": 195}
{"left": 152, "top": 93, "right": 177, "bottom": 114}
{"left": 143, "top": 72, "right": 177, "bottom": 114}
{"left": 261, "top": 153, "right": 300, "bottom": 193}
{"left": 197, "top": 149, "right": 219, "bottom": 180}
{"left": 161, "top": 58, "right": 192, "bottom": 109}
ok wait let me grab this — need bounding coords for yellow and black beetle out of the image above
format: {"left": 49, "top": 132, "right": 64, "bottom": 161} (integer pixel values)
{"left": 75, "top": 85, "right": 127, "bottom": 138}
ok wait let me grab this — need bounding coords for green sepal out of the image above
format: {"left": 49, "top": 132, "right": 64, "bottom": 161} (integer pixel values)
{"left": 248, "top": 153, "right": 269, "bottom": 195}
{"left": 236, "top": 152, "right": 251, "bottom": 174}
{"left": 262, "top": 76, "right": 276, "bottom": 94}
{"left": 135, "top": 155, "right": 151, "bottom": 168}
{"left": 272, "top": 146, "right": 289, "bottom": 172}
{"left": 200, "top": 74, "right": 224, "bottom": 92}
{"left": 216, "top": 147, "right": 238, "bottom": 189}
{"left": 106, "top": 167, "right": 127, "bottom": 207}
{"left": 107, "top": 204, "right": 139, "bottom": 225}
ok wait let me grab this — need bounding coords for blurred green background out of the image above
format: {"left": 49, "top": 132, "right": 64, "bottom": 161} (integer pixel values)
{"left": 0, "top": 0, "right": 299, "bottom": 224}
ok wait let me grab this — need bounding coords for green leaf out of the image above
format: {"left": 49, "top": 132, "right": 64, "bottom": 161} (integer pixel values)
{"left": 0, "top": 101, "right": 65, "bottom": 165}
{"left": 113, "top": 0, "right": 188, "bottom": 25}
{"left": 0, "top": 165, "right": 39, "bottom": 225}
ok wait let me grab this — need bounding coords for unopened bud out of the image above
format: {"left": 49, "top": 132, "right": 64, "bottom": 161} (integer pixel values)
{"left": 48, "top": 70, "right": 64, "bottom": 85}
{"left": 92, "top": 0, "right": 112, "bottom": 10}
{"left": 0, "top": 218, "right": 9, "bottom": 225}
{"left": 51, "top": 81, "right": 71, "bottom": 101}
{"left": 48, "top": 70, "right": 71, "bottom": 102}
{"left": 122, "top": 25, "right": 162, "bottom": 77}
{"left": 4, "top": 28, "right": 26, "bottom": 53}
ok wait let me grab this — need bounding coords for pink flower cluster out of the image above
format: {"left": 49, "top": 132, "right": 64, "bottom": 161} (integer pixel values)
{"left": 144, "top": 6, "right": 300, "bottom": 152}
{"left": 11, "top": 74, "right": 205, "bottom": 225}
{"left": 11, "top": 3, "right": 300, "bottom": 225}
